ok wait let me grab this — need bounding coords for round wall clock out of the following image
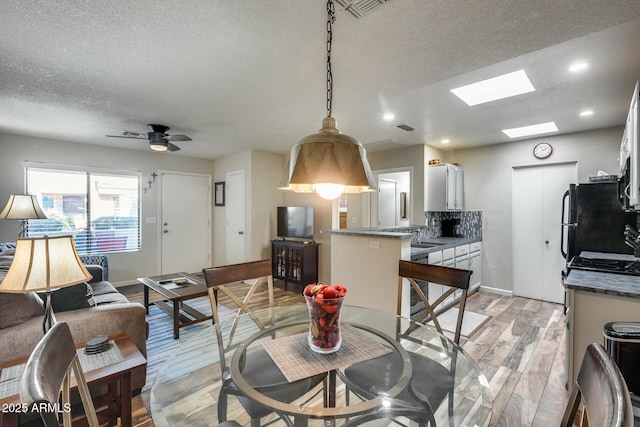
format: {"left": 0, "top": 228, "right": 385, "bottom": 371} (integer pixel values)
{"left": 533, "top": 142, "right": 553, "bottom": 159}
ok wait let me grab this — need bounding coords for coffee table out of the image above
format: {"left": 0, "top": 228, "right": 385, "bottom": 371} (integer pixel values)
{"left": 138, "top": 272, "right": 213, "bottom": 339}
{"left": 0, "top": 333, "right": 146, "bottom": 427}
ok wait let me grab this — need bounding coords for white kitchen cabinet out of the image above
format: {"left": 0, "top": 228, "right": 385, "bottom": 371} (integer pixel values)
{"left": 469, "top": 242, "right": 482, "bottom": 291}
{"left": 428, "top": 164, "right": 464, "bottom": 211}
{"left": 428, "top": 250, "right": 443, "bottom": 307}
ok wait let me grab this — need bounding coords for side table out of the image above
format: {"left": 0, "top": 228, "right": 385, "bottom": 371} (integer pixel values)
{"left": 0, "top": 333, "right": 146, "bottom": 427}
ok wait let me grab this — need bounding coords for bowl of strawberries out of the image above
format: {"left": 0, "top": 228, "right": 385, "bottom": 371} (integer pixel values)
{"left": 303, "top": 282, "right": 347, "bottom": 354}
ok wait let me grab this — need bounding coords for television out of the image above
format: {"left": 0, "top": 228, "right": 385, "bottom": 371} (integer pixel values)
{"left": 277, "top": 206, "right": 314, "bottom": 240}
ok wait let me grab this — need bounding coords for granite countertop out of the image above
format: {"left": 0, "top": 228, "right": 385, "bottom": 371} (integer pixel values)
{"left": 564, "top": 251, "right": 640, "bottom": 298}
{"left": 320, "top": 227, "right": 417, "bottom": 239}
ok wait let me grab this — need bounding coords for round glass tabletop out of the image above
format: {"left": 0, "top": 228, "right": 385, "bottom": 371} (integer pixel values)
{"left": 150, "top": 304, "right": 492, "bottom": 426}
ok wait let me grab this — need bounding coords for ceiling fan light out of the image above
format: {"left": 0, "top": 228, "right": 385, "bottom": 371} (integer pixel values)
{"left": 148, "top": 133, "right": 168, "bottom": 151}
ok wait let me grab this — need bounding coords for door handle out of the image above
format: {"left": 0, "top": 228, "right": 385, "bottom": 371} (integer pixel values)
{"left": 545, "top": 240, "right": 549, "bottom": 245}
{"left": 164, "top": 230, "right": 168, "bottom": 233}
{"left": 238, "top": 231, "right": 244, "bottom": 235}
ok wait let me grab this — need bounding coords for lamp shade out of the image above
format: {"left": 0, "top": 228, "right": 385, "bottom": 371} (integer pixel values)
{"left": 0, "top": 236, "right": 91, "bottom": 293}
{"left": 0, "top": 195, "right": 47, "bottom": 220}
{"left": 284, "top": 117, "right": 376, "bottom": 199}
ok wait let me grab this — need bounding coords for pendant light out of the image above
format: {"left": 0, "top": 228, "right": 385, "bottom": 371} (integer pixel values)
{"left": 281, "top": 0, "right": 376, "bottom": 200}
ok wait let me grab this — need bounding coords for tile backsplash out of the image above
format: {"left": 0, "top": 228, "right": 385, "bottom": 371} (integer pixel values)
{"left": 420, "top": 211, "right": 483, "bottom": 240}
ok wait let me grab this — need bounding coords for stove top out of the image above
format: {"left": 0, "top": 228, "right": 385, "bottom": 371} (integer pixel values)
{"left": 568, "top": 256, "right": 640, "bottom": 276}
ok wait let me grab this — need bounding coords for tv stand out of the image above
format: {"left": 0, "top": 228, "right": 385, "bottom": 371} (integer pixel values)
{"left": 271, "top": 240, "right": 319, "bottom": 291}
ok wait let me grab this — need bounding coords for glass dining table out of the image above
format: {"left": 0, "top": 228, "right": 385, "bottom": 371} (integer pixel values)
{"left": 150, "top": 304, "right": 492, "bottom": 426}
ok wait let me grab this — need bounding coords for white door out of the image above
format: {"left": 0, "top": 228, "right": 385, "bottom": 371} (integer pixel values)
{"left": 378, "top": 178, "right": 397, "bottom": 227}
{"left": 513, "top": 163, "right": 576, "bottom": 303}
{"left": 160, "top": 172, "right": 211, "bottom": 274}
{"left": 225, "top": 170, "right": 246, "bottom": 264}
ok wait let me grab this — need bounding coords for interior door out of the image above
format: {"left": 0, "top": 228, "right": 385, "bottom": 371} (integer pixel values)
{"left": 378, "top": 178, "right": 397, "bottom": 227}
{"left": 225, "top": 170, "right": 246, "bottom": 264}
{"left": 513, "top": 163, "right": 576, "bottom": 303}
{"left": 160, "top": 172, "right": 211, "bottom": 274}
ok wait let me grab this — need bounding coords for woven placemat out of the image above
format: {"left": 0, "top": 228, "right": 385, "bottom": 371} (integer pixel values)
{"left": 261, "top": 324, "right": 392, "bottom": 383}
{"left": 0, "top": 341, "right": 124, "bottom": 399}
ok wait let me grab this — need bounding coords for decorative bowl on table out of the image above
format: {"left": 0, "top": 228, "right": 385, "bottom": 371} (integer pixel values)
{"left": 303, "top": 283, "right": 347, "bottom": 354}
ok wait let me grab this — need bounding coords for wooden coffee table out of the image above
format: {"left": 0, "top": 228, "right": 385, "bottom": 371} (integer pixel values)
{"left": 0, "top": 333, "right": 146, "bottom": 427}
{"left": 138, "top": 272, "right": 213, "bottom": 339}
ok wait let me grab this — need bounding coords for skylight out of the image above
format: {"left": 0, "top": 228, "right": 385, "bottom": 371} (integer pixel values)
{"left": 450, "top": 70, "right": 535, "bottom": 106}
{"left": 502, "top": 122, "right": 559, "bottom": 139}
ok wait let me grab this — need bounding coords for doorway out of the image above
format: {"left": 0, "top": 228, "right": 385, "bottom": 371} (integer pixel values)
{"left": 373, "top": 170, "right": 411, "bottom": 227}
{"left": 513, "top": 162, "right": 577, "bottom": 303}
{"left": 160, "top": 171, "right": 211, "bottom": 274}
{"left": 225, "top": 170, "right": 246, "bottom": 264}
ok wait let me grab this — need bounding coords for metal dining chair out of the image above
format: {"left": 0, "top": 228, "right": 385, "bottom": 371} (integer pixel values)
{"left": 20, "top": 321, "right": 100, "bottom": 427}
{"left": 341, "top": 260, "right": 472, "bottom": 427}
{"left": 202, "top": 259, "right": 323, "bottom": 427}
{"left": 560, "top": 343, "right": 633, "bottom": 427}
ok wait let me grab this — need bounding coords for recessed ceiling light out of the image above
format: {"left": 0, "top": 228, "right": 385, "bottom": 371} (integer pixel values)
{"left": 502, "top": 122, "right": 558, "bottom": 139}
{"left": 569, "top": 62, "right": 589, "bottom": 72}
{"left": 383, "top": 113, "right": 395, "bottom": 122}
{"left": 441, "top": 139, "right": 450, "bottom": 144}
{"left": 580, "top": 110, "right": 594, "bottom": 117}
{"left": 450, "top": 69, "right": 535, "bottom": 106}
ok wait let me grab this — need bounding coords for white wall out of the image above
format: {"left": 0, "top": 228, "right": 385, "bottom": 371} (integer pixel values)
{"left": 443, "top": 126, "right": 625, "bottom": 293}
{"left": 0, "top": 132, "right": 214, "bottom": 284}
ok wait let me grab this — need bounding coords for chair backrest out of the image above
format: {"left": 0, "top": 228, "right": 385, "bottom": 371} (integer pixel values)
{"left": 561, "top": 343, "right": 633, "bottom": 427}
{"left": 397, "top": 260, "right": 472, "bottom": 344}
{"left": 202, "top": 259, "right": 275, "bottom": 372}
{"left": 20, "top": 321, "right": 99, "bottom": 427}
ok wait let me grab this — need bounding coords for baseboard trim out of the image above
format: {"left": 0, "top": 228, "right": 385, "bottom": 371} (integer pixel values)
{"left": 479, "top": 285, "right": 513, "bottom": 297}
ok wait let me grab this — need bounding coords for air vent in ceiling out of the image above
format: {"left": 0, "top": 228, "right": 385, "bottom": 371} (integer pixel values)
{"left": 336, "top": 0, "right": 390, "bottom": 18}
{"left": 396, "top": 123, "right": 415, "bottom": 132}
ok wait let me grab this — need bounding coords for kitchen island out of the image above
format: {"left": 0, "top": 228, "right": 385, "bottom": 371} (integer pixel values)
{"left": 564, "top": 251, "right": 640, "bottom": 390}
{"left": 321, "top": 227, "right": 413, "bottom": 316}
{"left": 321, "top": 227, "right": 481, "bottom": 316}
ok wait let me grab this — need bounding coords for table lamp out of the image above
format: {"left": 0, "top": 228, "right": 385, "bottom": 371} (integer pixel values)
{"left": 0, "top": 235, "right": 91, "bottom": 333}
{"left": 0, "top": 195, "right": 47, "bottom": 237}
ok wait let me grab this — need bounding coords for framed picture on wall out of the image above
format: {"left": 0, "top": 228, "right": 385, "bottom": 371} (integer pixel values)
{"left": 214, "top": 181, "right": 225, "bottom": 206}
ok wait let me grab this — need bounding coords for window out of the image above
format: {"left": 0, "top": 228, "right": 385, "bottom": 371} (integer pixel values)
{"left": 26, "top": 166, "right": 141, "bottom": 254}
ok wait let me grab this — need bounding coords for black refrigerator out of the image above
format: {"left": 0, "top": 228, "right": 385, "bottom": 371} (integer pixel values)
{"left": 561, "top": 181, "right": 637, "bottom": 262}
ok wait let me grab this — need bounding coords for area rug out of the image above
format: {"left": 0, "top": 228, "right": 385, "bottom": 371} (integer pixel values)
{"left": 143, "top": 296, "right": 236, "bottom": 391}
{"left": 425, "top": 308, "right": 491, "bottom": 338}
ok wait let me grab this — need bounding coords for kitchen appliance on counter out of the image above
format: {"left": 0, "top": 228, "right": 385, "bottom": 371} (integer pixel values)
{"left": 441, "top": 218, "right": 462, "bottom": 237}
{"left": 561, "top": 181, "right": 637, "bottom": 265}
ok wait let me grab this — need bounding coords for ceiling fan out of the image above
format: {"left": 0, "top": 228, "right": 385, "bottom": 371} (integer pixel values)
{"left": 106, "top": 124, "right": 192, "bottom": 152}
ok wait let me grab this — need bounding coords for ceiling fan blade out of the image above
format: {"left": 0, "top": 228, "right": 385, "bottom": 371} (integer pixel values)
{"left": 167, "top": 142, "right": 181, "bottom": 152}
{"left": 166, "top": 134, "right": 192, "bottom": 142}
{"left": 105, "top": 134, "right": 146, "bottom": 139}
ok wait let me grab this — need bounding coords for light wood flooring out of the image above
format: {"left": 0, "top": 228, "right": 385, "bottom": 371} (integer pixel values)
{"left": 123, "top": 283, "right": 569, "bottom": 427}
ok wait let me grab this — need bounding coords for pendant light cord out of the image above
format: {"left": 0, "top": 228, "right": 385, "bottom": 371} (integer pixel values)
{"left": 326, "top": 0, "right": 335, "bottom": 118}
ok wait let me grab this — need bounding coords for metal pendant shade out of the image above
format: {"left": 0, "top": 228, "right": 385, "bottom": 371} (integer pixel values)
{"left": 281, "top": 0, "right": 375, "bottom": 200}
{"left": 287, "top": 116, "right": 376, "bottom": 194}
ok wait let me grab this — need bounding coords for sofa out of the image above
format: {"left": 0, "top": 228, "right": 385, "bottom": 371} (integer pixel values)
{"left": 0, "top": 243, "right": 148, "bottom": 392}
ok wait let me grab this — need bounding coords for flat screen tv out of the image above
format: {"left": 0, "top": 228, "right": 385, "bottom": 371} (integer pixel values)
{"left": 277, "top": 206, "right": 314, "bottom": 240}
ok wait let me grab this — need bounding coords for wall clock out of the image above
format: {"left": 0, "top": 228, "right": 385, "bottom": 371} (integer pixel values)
{"left": 533, "top": 142, "right": 553, "bottom": 159}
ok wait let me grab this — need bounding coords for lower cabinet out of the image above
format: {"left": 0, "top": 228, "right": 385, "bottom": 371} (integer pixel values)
{"left": 428, "top": 242, "right": 482, "bottom": 312}
{"left": 469, "top": 242, "right": 482, "bottom": 291}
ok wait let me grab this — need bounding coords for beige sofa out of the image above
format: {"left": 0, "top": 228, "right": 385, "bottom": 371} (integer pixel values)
{"left": 0, "top": 248, "right": 148, "bottom": 392}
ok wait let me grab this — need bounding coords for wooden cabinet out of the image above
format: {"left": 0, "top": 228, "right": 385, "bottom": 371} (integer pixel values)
{"left": 271, "top": 240, "right": 319, "bottom": 290}
{"left": 427, "top": 164, "right": 464, "bottom": 211}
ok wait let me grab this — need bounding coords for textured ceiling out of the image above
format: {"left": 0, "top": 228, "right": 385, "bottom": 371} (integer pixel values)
{"left": 1, "top": 0, "right": 640, "bottom": 159}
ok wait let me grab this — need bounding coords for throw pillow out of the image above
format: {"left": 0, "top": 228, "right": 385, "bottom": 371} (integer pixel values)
{"left": 40, "top": 283, "right": 96, "bottom": 313}
{"left": 0, "top": 292, "right": 45, "bottom": 329}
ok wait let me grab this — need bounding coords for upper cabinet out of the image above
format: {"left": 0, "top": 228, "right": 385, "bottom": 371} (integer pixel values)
{"left": 427, "top": 164, "right": 464, "bottom": 211}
